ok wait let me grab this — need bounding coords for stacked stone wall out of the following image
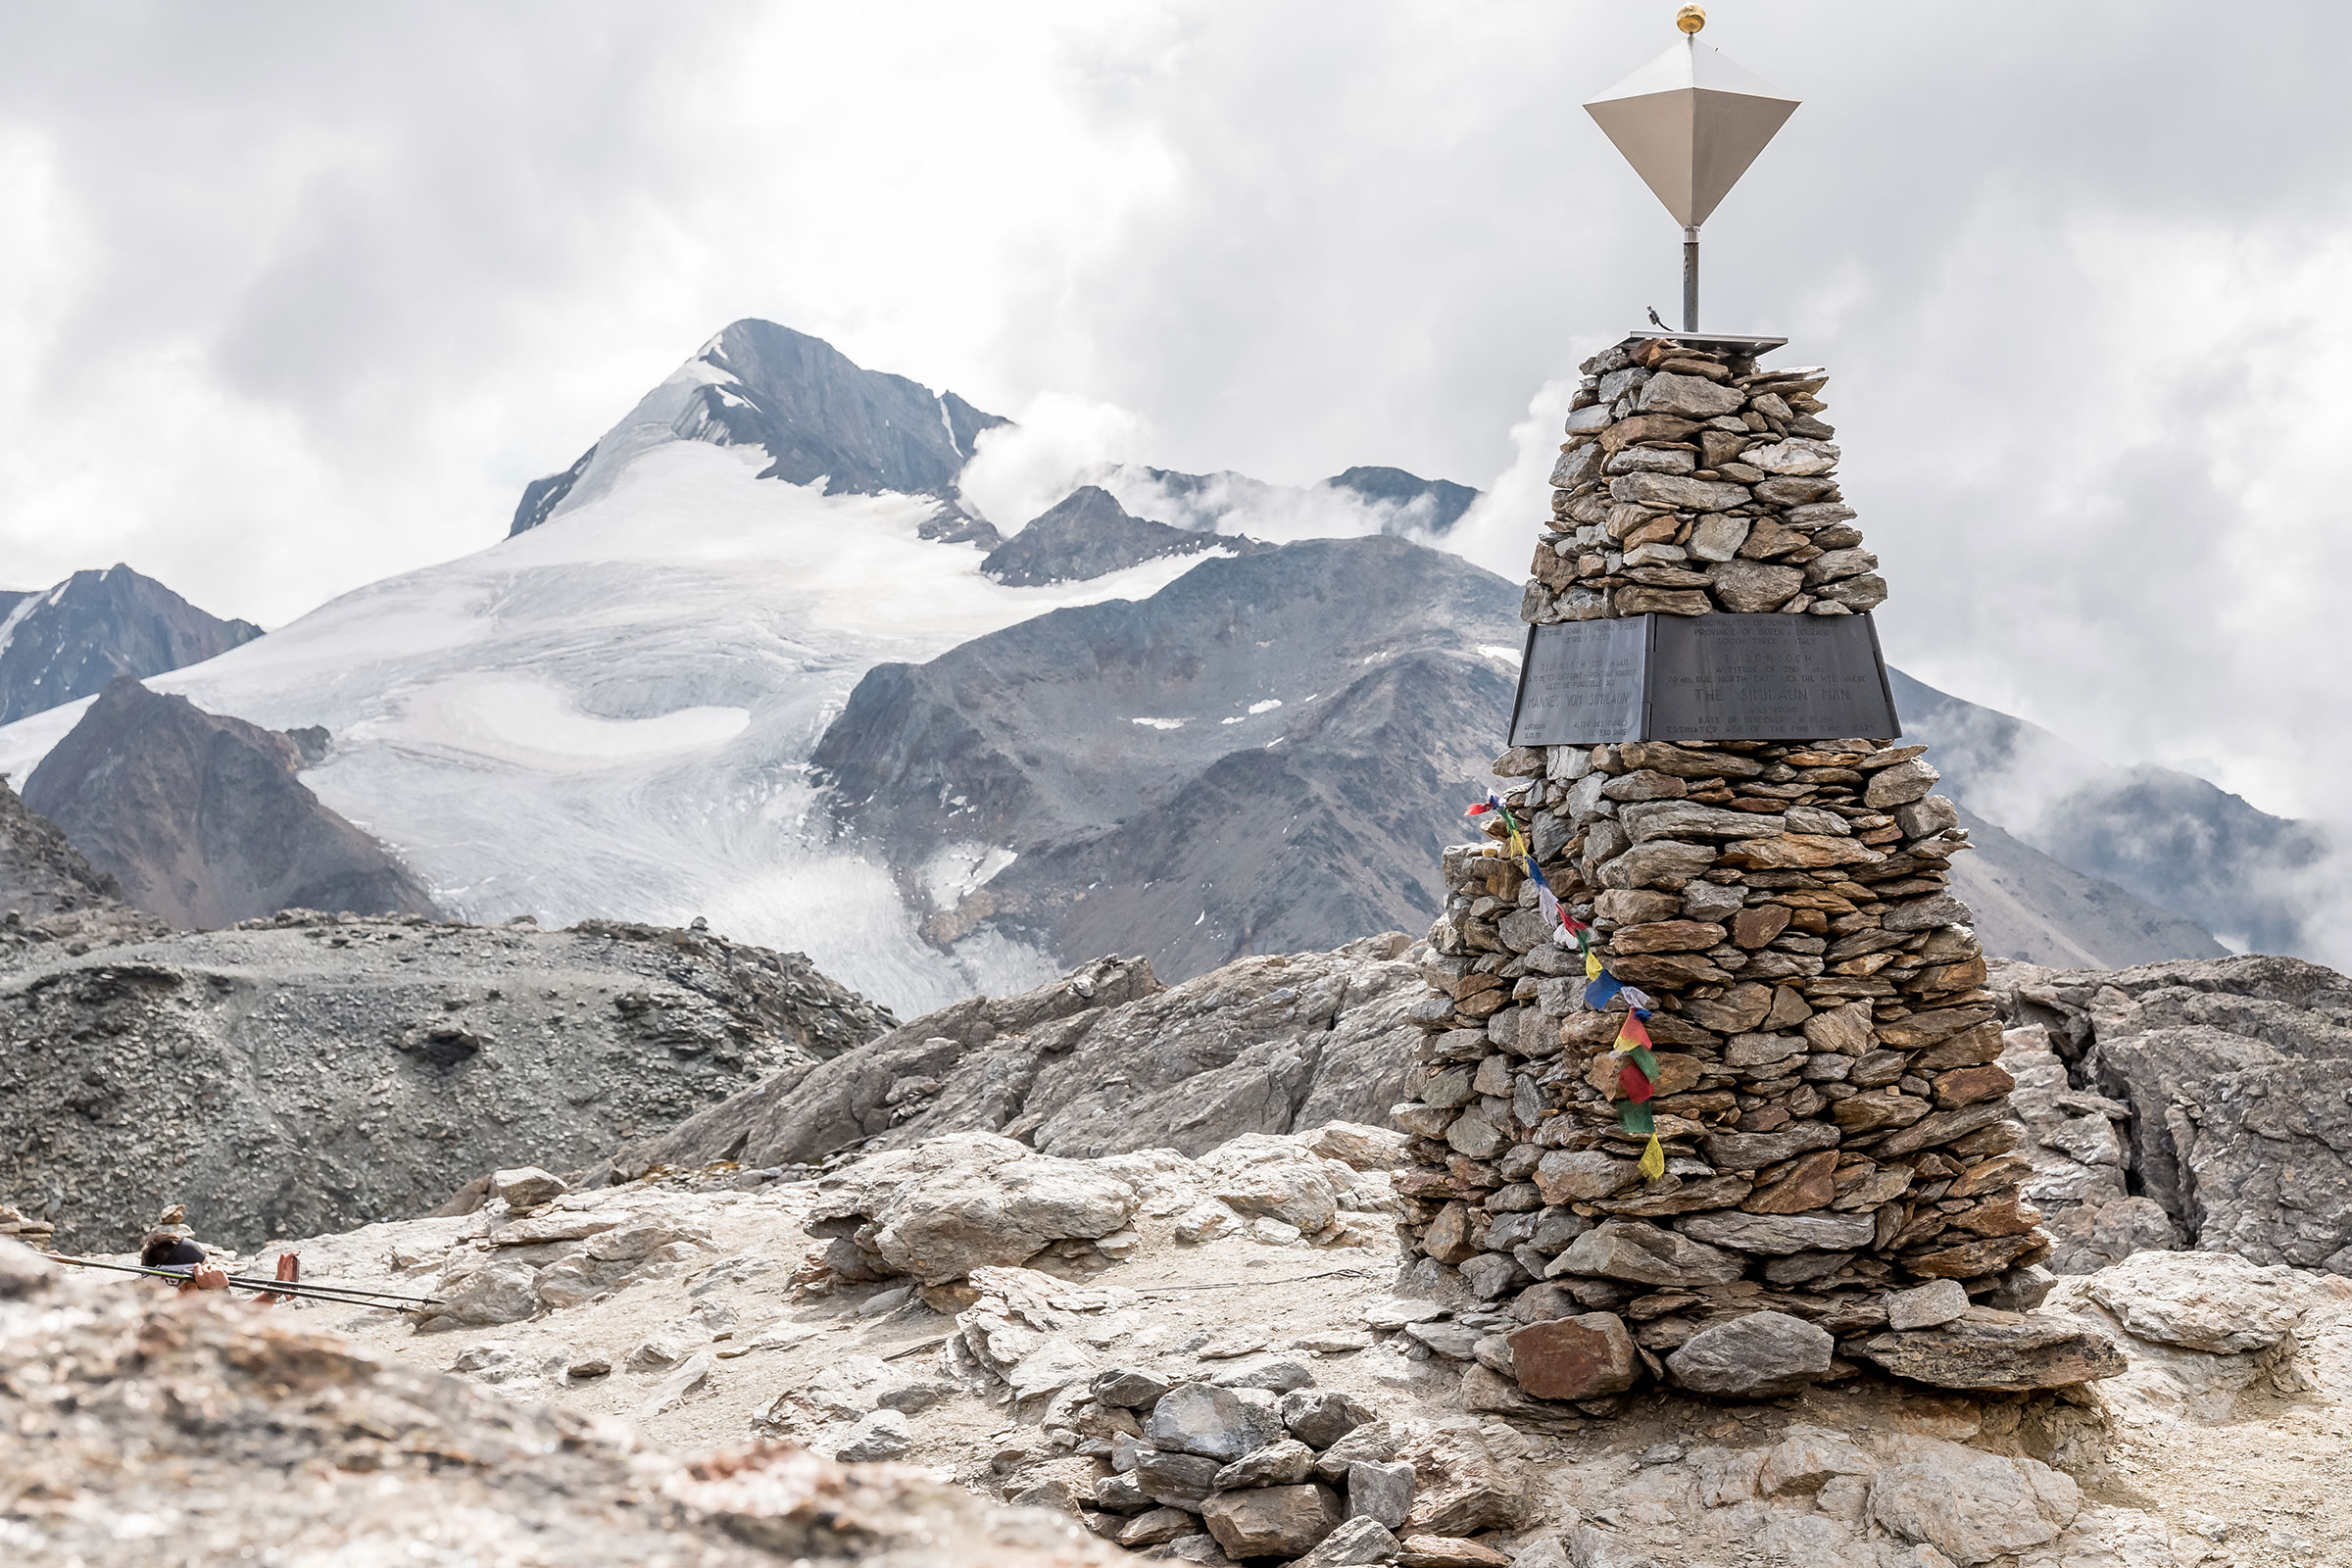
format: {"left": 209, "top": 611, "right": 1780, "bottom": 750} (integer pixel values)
{"left": 1394, "top": 336, "right": 2055, "bottom": 1395}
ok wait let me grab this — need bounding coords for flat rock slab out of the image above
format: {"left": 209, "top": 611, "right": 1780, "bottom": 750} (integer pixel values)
{"left": 1851, "top": 1313, "right": 2127, "bottom": 1391}
{"left": 1665, "top": 1310, "right": 1835, "bottom": 1398}
{"left": 1200, "top": 1482, "right": 1343, "bottom": 1558}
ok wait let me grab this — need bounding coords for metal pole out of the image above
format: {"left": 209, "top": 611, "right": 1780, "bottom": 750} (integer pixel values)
{"left": 40, "top": 1252, "right": 445, "bottom": 1308}
{"left": 1682, "top": 225, "right": 1700, "bottom": 332}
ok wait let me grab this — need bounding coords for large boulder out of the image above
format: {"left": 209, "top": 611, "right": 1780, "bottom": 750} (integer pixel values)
{"left": 802, "top": 1133, "right": 1138, "bottom": 1284}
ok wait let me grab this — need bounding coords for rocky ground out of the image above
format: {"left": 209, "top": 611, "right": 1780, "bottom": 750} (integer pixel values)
{"left": 0, "top": 771, "right": 168, "bottom": 960}
{"left": 27, "top": 1114, "right": 2338, "bottom": 1568}
{"left": 0, "top": 908, "right": 893, "bottom": 1251}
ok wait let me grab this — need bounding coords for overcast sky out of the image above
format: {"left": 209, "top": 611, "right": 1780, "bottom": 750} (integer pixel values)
{"left": 3, "top": 1, "right": 2348, "bottom": 825}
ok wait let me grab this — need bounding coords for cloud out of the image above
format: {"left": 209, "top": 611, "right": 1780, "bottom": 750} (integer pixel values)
{"left": 955, "top": 393, "right": 1151, "bottom": 533}
{"left": 1, "top": 0, "right": 2350, "bottom": 916}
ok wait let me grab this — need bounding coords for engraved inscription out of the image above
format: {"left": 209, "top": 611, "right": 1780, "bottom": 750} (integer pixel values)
{"left": 1647, "top": 614, "right": 1899, "bottom": 742}
{"left": 1505, "top": 613, "right": 1900, "bottom": 746}
{"left": 1507, "top": 617, "right": 1648, "bottom": 747}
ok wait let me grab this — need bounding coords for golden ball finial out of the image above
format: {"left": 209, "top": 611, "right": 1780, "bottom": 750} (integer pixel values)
{"left": 1677, "top": 4, "right": 1706, "bottom": 33}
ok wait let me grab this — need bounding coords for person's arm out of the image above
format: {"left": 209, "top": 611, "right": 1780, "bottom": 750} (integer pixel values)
{"left": 178, "top": 1265, "right": 229, "bottom": 1294}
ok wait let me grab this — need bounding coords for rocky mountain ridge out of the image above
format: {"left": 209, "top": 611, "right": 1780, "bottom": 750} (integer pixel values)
{"left": 24, "top": 677, "right": 438, "bottom": 928}
{"left": 0, "top": 563, "right": 261, "bottom": 725}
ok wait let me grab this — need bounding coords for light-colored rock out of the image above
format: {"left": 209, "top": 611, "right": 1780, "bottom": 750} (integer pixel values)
{"left": 1663, "top": 1311, "right": 1834, "bottom": 1397}
{"left": 1296, "top": 1514, "right": 1403, "bottom": 1567}
{"left": 832, "top": 1407, "right": 913, "bottom": 1462}
{"left": 2084, "top": 1248, "right": 2322, "bottom": 1352}
{"left": 1550, "top": 1220, "right": 1745, "bottom": 1287}
{"left": 1864, "top": 1437, "right": 2080, "bottom": 1566}
{"left": 807, "top": 1133, "right": 1139, "bottom": 1285}
{"left": 1884, "top": 1279, "right": 1971, "bottom": 1332}
{"left": 1743, "top": 438, "right": 1839, "bottom": 475}
{"left": 1849, "top": 1313, "right": 2127, "bottom": 1390}
{"left": 1756, "top": 1428, "right": 1875, "bottom": 1494}
{"left": 489, "top": 1166, "right": 568, "bottom": 1208}
{"left": 1147, "top": 1382, "right": 1285, "bottom": 1462}
{"left": 1708, "top": 560, "right": 1806, "bottom": 613}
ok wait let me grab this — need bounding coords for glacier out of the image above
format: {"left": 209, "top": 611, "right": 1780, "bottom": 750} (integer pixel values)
{"left": 0, "top": 439, "right": 1222, "bottom": 1013}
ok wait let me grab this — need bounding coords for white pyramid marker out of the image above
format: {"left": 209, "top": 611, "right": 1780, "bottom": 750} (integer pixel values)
{"left": 1584, "top": 7, "right": 1799, "bottom": 332}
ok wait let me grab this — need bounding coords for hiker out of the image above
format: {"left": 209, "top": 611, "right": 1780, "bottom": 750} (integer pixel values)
{"left": 140, "top": 1233, "right": 227, "bottom": 1294}
{"left": 137, "top": 1234, "right": 302, "bottom": 1299}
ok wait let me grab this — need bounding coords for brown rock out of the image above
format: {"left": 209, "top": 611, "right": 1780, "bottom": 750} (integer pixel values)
{"left": 1424, "top": 1202, "right": 1479, "bottom": 1265}
{"left": 1616, "top": 742, "right": 1764, "bottom": 778}
{"left": 1396, "top": 1538, "right": 1513, "bottom": 1568}
{"left": 1592, "top": 889, "right": 1682, "bottom": 924}
{"left": 1801, "top": 1002, "right": 1874, "bottom": 1056}
{"left": 1948, "top": 1196, "right": 2040, "bottom": 1237}
{"left": 1761, "top": 986, "right": 1815, "bottom": 1030}
{"left": 1932, "top": 1063, "right": 2015, "bottom": 1108}
{"left": 1902, "top": 1233, "right": 2043, "bottom": 1277}
{"left": 1917, "top": 956, "right": 1988, "bottom": 993}
{"left": 1832, "top": 1092, "right": 1930, "bottom": 1133}
{"left": 1875, "top": 1005, "right": 1997, "bottom": 1050}
{"left": 1849, "top": 1314, "right": 2125, "bottom": 1390}
{"left": 1201, "top": 1484, "right": 1344, "bottom": 1558}
{"left": 1505, "top": 1312, "right": 1639, "bottom": 1399}
{"left": 1743, "top": 1151, "right": 1838, "bottom": 1214}
{"left": 1686, "top": 981, "right": 1775, "bottom": 1034}
{"left": 1599, "top": 413, "right": 1702, "bottom": 454}
{"left": 1533, "top": 1151, "right": 1642, "bottom": 1204}
{"left": 1729, "top": 905, "right": 1791, "bottom": 949}
{"left": 1912, "top": 1021, "right": 2007, "bottom": 1072}
{"left": 1607, "top": 953, "right": 1733, "bottom": 988}
{"left": 1614, "top": 586, "right": 1714, "bottom": 616}
{"left": 1718, "top": 834, "right": 1886, "bottom": 870}
{"left": 1708, "top": 560, "right": 1805, "bottom": 612}
{"left": 1873, "top": 1102, "right": 2011, "bottom": 1158}
{"left": 1737, "top": 517, "right": 1808, "bottom": 559}
{"left": 1595, "top": 1174, "right": 1754, "bottom": 1216}
{"left": 1610, "top": 919, "right": 1729, "bottom": 955}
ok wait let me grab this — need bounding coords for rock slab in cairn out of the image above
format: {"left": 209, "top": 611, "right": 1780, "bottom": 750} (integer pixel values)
{"left": 1394, "top": 335, "right": 2113, "bottom": 1403}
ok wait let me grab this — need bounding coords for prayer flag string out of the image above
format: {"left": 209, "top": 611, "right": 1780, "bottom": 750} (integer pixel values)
{"left": 1464, "top": 792, "right": 1666, "bottom": 1179}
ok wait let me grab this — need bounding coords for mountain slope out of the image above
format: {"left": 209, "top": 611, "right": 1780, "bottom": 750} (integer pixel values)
{"left": 24, "top": 678, "right": 437, "bottom": 929}
{"left": 0, "top": 774, "right": 168, "bottom": 963}
{"left": 511, "top": 319, "right": 1009, "bottom": 535}
{"left": 1890, "top": 668, "right": 2324, "bottom": 954}
{"left": 814, "top": 536, "right": 1521, "bottom": 979}
{"left": 0, "top": 564, "right": 262, "bottom": 724}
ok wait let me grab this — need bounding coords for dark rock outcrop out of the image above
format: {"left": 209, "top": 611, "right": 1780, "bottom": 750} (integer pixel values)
{"left": 511, "top": 320, "right": 1009, "bottom": 534}
{"left": 0, "top": 911, "right": 894, "bottom": 1250}
{"left": 24, "top": 678, "right": 438, "bottom": 929}
{"left": 0, "top": 564, "right": 261, "bottom": 724}
{"left": 0, "top": 775, "right": 167, "bottom": 963}
{"left": 979, "top": 486, "right": 1232, "bottom": 586}
{"left": 627, "top": 934, "right": 1423, "bottom": 1175}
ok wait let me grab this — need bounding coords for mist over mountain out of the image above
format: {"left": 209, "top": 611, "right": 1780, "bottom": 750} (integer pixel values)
{"left": 1891, "top": 668, "right": 2324, "bottom": 955}
{"left": 0, "top": 564, "right": 261, "bottom": 725}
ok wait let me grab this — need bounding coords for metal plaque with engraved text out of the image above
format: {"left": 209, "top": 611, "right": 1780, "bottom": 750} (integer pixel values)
{"left": 1506, "top": 612, "right": 1900, "bottom": 747}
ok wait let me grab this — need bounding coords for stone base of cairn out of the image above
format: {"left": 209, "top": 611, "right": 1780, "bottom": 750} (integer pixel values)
{"left": 1392, "top": 336, "right": 2092, "bottom": 1401}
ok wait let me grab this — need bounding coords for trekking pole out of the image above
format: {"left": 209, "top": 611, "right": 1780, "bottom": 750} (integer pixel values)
{"left": 39, "top": 1253, "right": 445, "bottom": 1309}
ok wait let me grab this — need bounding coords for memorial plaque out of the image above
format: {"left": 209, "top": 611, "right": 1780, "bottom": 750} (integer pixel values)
{"left": 1505, "top": 616, "right": 1650, "bottom": 746}
{"left": 1507, "top": 612, "right": 1901, "bottom": 746}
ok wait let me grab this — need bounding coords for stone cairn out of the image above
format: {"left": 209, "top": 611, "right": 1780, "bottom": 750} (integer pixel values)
{"left": 1393, "top": 334, "right": 2073, "bottom": 1402}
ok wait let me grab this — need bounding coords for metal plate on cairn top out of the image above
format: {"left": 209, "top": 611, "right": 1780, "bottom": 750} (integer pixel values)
{"left": 1506, "top": 612, "right": 1901, "bottom": 747}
